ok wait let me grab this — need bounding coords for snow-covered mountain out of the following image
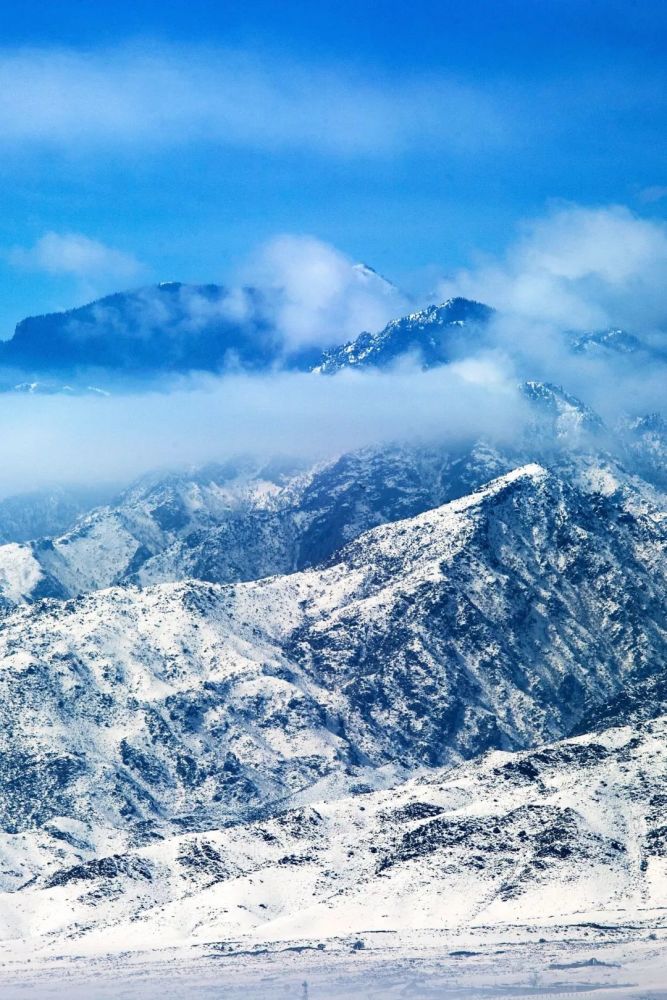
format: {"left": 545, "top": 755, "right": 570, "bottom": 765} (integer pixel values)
{"left": 0, "top": 463, "right": 665, "bottom": 852}
{"left": 313, "top": 297, "right": 493, "bottom": 373}
{"left": 1, "top": 379, "right": 663, "bottom": 611}
{"left": 0, "top": 443, "right": 519, "bottom": 606}
{"left": 0, "top": 282, "right": 665, "bottom": 973}
{"left": 2, "top": 712, "right": 665, "bottom": 961}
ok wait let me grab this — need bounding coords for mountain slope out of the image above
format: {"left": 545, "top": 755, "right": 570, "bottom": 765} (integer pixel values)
{"left": 0, "top": 283, "right": 318, "bottom": 380}
{"left": 0, "top": 264, "right": 406, "bottom": 383}
{"left": 0, "top": 443, "right": 517, "bottom": 605}
{"left": 313, "top": 297, "right": 493, "bottom": 372}
{"left": 0, "top": 464, "right": 665, "bottom": 851}
{"left": 2, "top": 714, "right": 665, "bottom": 959}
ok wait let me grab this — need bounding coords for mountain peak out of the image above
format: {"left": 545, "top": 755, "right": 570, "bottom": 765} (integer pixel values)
{"left": 0, "top": 281, "right": 290, "bottom": 379}
{"left": 313, "top": 296, "right": 494, "bottom": 373}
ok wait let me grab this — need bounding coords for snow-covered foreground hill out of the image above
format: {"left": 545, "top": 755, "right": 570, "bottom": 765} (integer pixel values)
{"left": 1, "top": 714, "right": 666, "bottom": 973}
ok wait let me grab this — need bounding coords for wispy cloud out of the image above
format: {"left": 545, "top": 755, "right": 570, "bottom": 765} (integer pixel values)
{"left": 7, "top": 231, "right": 147, "bottom": 305}
{"left": 9, "top": 232, "right": 145, "bottom": 283}
{"left": 0, "top": 44, "right": 508, "bottom": 158}
{"left": 638, "top": 185, "right": 667, "bottom": 205}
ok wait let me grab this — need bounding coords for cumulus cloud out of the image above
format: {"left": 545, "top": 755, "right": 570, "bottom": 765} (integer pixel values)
{"left": 9, "top": 232, "right": 145, "bottom": 285}
{"left": 439, "top": 204, "right": 667, "bottom": 333}
{"left": 239, "top": 235, "right": 410, "bottom": 348}
{"left": 0, "top": 44, "right": 507, "bottom": 158}
{"left": 434, "top": 203, "right": 667, "bottom": 425}
{"left": 0, "top": 366, "right": 528, "bottom": 498}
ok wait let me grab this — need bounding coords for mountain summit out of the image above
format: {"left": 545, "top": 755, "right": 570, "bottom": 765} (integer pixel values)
{"left": 0, "top": 282, "right": 320, "bottom": 380}
{"left": 313, "top": 297, "right": 494, "bottom": 372}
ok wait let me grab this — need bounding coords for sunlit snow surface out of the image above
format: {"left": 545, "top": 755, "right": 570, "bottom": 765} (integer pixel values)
{"left": 1, "top": 927, "right": 667, "bottom": 998}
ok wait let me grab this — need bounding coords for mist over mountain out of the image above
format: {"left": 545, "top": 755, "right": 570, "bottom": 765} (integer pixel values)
{"left": 0, "top": 0, "right": 665, "bottom": 987}
{"left": 0, "top": 242, "right": 409, "bottom": 386}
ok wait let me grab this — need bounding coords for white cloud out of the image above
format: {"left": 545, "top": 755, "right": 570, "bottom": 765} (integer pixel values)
{"left": 439, "top": 204, "right": 667, "bottom": 332}
{"left": 240, "top": 235, "right": 410, "bottom": 348}
{"left": 0, "top": 366, "right": 528, "bottom": 498}
{"left": 0, "top": 44, "right": 507, "bottom": 158}
{"left": 9, "top": 232, "right": 144, "bottom": 284}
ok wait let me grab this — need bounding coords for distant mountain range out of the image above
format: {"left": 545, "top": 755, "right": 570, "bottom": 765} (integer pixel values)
{"left": 0, "top": 282, "right": 664, "bottom": 394}
{"left": 313, "top": 297, "right": 494, "bottom": 372}
{"left": 1, "top": 281, "right": 658, "bottom": 390}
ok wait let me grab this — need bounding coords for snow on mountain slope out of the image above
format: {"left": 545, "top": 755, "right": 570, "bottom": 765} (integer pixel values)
{"left": 0, "top": 464, "right": 665, "bottom": 856}
{"left": 0, "top": 443, "right": 517, "bottom": 606}
{"left": 0, "top": 544, "right": 45, "bottom": 606}
{"left": 284, "top": 462, "right": 667, "bottom": 762}
{"left": 619, "top": 412, "right": 667, "bottom": 491}
{"left": 313, "top": 297, "right": 493, "bottom": 373}
{"left": 2, "top": 715, "right": 665, "bottom": 960}
{"left": 0, "top": 377, "right": 653, "bottom": 609}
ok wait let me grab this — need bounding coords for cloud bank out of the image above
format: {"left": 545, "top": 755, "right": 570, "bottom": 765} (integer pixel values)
{"left": 0, "top": 366, "right": 528, "bottom": 498}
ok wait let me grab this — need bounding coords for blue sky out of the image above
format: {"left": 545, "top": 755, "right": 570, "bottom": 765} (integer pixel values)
{"left": 0, "top": 0, "right": 665, "bottom": 336}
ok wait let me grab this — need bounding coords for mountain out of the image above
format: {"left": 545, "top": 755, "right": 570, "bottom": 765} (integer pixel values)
{"left": 0, "top": 281, "right": 665, "bottom": 972}
{"left": 0, "top": 380, "right": 656, "bottom": 614}
{"left": 0, "top": 486, "right": 112, "bottom": 545}
{"left": 572, "top": 327, "right": 647, "bottom": 356}
{"left": 618, "top": 412, "right": 667, "bottom": 491}
{"left": 0, "top": 282, "right": 321, "bottom": 381}
{"left": 0, "top": 463, "right": 665, "bottom": 854}
{"left": 0, "top": 378, "right": 660, "bottom": 610}
{"left": 572, "top": 326, "right": 667, "bottom": 362}
{"left": 2, "top": 710, "right": 665, "bottom": 960}
{"left": 0, "top": 443, "right": 519, "bottom": 606}
{"left": 313, "top": 297, "right": 493, "bottom": 373}
{"left": 2, "top": 281, "right": 663, "bottom": 391}
{"left": 0, "top": 264, "right": 406, "bottom": 385}
{"left": 521, "top": 381, "right": 605, "bottom": 437}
